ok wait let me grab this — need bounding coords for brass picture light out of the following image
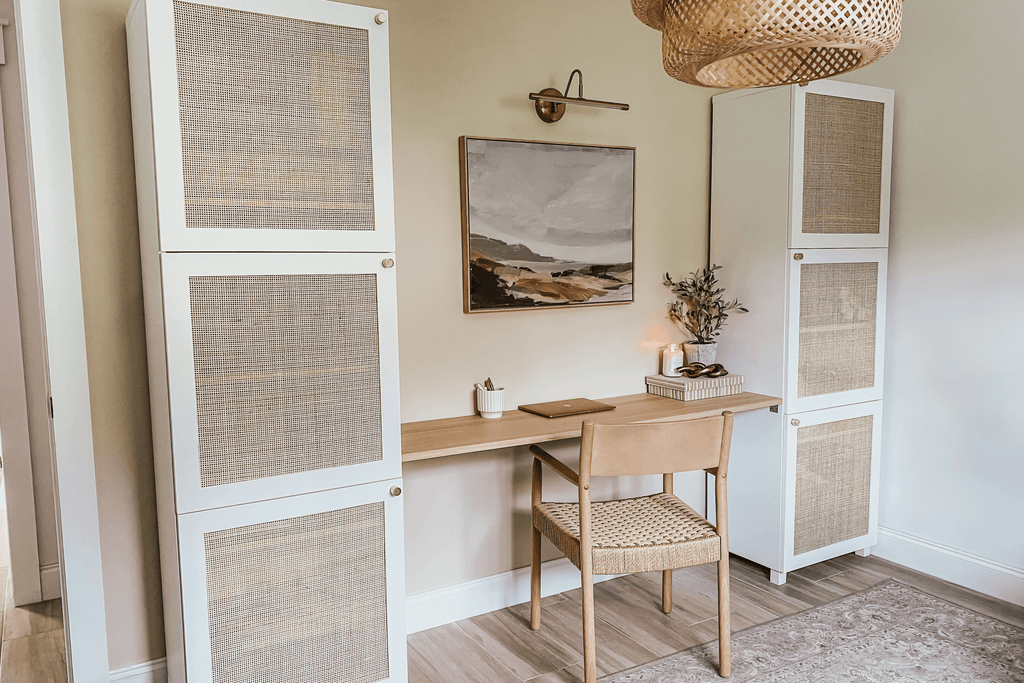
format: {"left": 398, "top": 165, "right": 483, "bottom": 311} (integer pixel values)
{"left": 528, "top": 69, "right": 630, "bottom": 123}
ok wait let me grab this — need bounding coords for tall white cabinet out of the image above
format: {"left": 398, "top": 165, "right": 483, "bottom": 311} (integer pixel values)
{"left": 126, "top": 1, "right": 406, "bottom": 681}
{"left": 710, "top": 81, "right": 894, "bottom": 585}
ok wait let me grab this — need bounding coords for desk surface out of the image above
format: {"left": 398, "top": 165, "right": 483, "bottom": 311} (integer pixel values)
{"left": 401, "top": 392, "right": 781, "bottom": 463}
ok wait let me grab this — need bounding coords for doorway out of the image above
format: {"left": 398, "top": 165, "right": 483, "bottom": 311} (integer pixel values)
{"left": 0, "top": 470, "right": 65, "bottom": 681}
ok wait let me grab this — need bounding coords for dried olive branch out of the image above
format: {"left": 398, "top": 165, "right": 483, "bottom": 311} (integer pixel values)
{"left": 664, "top": 264, "right": 748, "bottom": 344}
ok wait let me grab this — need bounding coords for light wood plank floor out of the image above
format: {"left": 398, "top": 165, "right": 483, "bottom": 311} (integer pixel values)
{"left": 408, "top": 553, "right": 1024, "bottom": 683}
{"left": 0, "top": 470, "right": 66, "bottom": 683}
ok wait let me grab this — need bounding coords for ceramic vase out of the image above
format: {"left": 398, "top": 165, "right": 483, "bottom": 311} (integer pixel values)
{"left": 683, "top": 341, "right": 718, "bottom": 366}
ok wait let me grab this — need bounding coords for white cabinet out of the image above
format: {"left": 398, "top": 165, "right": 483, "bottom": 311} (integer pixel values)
{"left": 783, "top": 402, "right": 882, "bottom": 572}
{"left": 784, "top": 248, "right": 887, "bottom": 414}
{"left": 128, "top": 0, "right": 395, "bottom": 254}
{"left": 177, "top": 480, "right": 407, "bottom": 683}
{"left": 710, "top": 80, "right": 893, "bottom": 584}
{"left": 785, "top": 81, "right": 894, "bottom": 249}
{"left": 711, "top": 81, "right": 893, "bottom": 250}
{"left": 127, "top": 1, "right": 404, "bottom": 681}
{"left": 160, "top": 252, "right": 402, "bottom": 513}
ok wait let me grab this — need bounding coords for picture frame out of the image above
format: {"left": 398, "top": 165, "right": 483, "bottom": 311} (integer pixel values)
{"left": 459, "top": 136, "right": 636, "bottom": 313}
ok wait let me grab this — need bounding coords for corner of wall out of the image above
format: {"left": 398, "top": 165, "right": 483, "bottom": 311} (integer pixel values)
{"left": 876, "top": 526, "right": 1024, "bottom": 607}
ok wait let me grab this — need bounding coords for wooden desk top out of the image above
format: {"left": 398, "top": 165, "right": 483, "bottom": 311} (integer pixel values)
{"left": 401, "top": 392, "right": 781, "bottom": 463}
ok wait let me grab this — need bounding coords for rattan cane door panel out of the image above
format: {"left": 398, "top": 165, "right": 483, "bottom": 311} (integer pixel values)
{"left": 798, "top": 261, "right": 877, "bottom": 396}
{"left": 175, "top": 1, "right": 373, "bottom": 233}
{"left": 138, "top": 0, "right": 395, "bottom": 253}
{"left": 178, "top": 480, "right": 407, "bottom": 683}
{"left": 789, "top": 81, "right": 893, "bottom": 249}
{"left": 782, "top": 401, "right": 882, "bottom": 570}
{"left": 163, "top": 252, "right": 401, "bottom": 514}
{"left": 802, "top": 95, "right": 884, "bottom": 236}
{"left": 785, "top": 249, "right": 887, "bottom": 414}
{"left": 793, "top": 415, "right": 873, "bottom": 555}
{"left": 189, "top": 273, "right": 383, "bottom": 488}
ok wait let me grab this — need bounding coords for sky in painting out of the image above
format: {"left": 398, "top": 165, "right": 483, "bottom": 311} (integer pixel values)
{"left": 466, "top": 139, "right": 634, "bottom": 264}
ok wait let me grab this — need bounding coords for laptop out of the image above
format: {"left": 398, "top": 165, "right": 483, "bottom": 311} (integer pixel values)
{"left": 517, "top": 398, "right": 616, "bottom": 419}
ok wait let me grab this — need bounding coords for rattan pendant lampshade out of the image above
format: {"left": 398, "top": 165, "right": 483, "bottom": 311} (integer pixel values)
{"left": 631, "top": 0, "right": 902, "bottom": 88}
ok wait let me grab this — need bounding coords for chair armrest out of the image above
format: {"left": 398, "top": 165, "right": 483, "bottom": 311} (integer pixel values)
{"left": 529, "top": 445, "right": 580, "bottom": 486}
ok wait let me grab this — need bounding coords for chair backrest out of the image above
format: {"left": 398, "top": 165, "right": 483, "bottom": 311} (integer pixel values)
{"left": 581, "top": 412, "right": 734, "bottom": 478}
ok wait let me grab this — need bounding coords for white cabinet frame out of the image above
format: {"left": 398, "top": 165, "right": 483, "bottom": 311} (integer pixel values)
{"left": 788, "top": 80, "right": 894, "bottom": 250}
{"left": 161, "top": 252, "right": 402, "bottom": 514}
{"left": 137, "top": 0, "right": 395, "bottom": 253}
{"left": 780, "top": 401, "right": 883, "bottom": 573}
{"left": 12, "top": 0, "right": 111, "bottom": 679}
{"left": 177, "top": 479, "right": 407, "bottom": 683}
{"left": 784, "top": 248, "right": 888, "bottom": 414}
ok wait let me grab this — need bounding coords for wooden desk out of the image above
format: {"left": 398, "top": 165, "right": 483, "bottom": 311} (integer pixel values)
{"left": 401, "top": 392, "right": 781, "bottom": 463}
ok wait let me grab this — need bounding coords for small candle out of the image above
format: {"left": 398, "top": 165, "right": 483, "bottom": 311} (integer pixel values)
{"left": 661, "top": 343, "right": 685, "bottom": 377}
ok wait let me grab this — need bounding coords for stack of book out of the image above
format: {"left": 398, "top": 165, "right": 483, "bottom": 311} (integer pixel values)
{"left": 645, "top": 373, "right": 744, "bottom": 402}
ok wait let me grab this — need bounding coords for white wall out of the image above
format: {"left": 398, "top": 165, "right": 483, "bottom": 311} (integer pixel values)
{"left": 839, "top": 1, "right": 1024, "bottom": 602}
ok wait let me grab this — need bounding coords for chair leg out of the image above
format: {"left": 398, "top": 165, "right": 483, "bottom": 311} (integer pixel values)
{"left": 717, "top": 554, "right": 731, "bottom": 677}
{"left": 530, "top": 525, "right": 541, "bottom": 630}
{"left": 581, "top": 565, "right": 597, "bottom": 683}
{"left": 661, "top": 569, "right": 673, "bottom": 614}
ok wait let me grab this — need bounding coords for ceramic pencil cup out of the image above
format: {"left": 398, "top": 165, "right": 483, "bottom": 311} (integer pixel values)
{"left": 476, "top": 386, "right": 505, "bottom": 419}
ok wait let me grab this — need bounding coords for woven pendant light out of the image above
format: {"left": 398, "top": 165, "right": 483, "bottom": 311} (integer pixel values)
{"left": 632, "top": 0, "right": 902, "bottom": 88}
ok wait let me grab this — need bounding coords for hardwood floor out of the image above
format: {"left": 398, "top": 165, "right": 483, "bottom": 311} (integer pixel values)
{"left": 408, "top": 553, "right": 1024, "bottom": 683}
{"left": 0, "top": 456, "right": 1018, "bottom": 683}
{"left": 0, "top": 470, "right": 66, "bottom": 683}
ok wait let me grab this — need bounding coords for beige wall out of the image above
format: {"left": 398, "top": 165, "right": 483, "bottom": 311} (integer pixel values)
{"left": 56, "top": 0, "right": 1022, "bottom": 672}
{"left": 386, "top": 0, "right": 713, "bottom": 595}
{"left": 59, "top": 0, "right": 164, "bottom": 669}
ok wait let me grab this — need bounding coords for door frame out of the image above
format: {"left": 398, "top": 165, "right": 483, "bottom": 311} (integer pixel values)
{"left": 0, "top": 18, "right": 43, "bottom": 606}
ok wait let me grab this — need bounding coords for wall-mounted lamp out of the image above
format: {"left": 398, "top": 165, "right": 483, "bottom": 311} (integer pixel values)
{"left": 528, "top": 69, "right": 629, "bottom": 123}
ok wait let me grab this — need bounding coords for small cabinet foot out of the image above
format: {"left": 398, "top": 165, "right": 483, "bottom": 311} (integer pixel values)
{"left": 855, "top": 547, "right": 872, "bottom": 558}
{"left": 769, "top": 569, "right": 787, "bottom": 585}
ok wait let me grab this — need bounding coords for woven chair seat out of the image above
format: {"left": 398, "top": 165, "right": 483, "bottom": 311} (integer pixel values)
{"left": 534, "top": 493, "right": 721, "bottom": 575}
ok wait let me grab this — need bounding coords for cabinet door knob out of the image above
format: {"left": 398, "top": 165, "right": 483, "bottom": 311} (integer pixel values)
{"left": 791, "top": 418, "right": 801, "bottom": 427}
{"left": 375, "top": 12, "right": 388, "bottom": 24}
{"left": 793, "top": 253, "right": 804, "bottom": 261}
{"left": 390, "top": 485, "right": 402, "bottom": 497}
{"left": 382, "top": 258, "right": 395, "bottom": 268}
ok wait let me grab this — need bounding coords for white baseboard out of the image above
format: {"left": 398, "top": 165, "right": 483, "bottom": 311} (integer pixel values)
{"left": 110, "top": 657, "right": 167, "bottom": 683}
{"left": 40, "top": 563, "right": 61, "bottom": 601}
{"left": 407, "top": 558, "right": 617, "bottom": 634}
{"left": 876, "top": 526, "right": 1024, "bottom": 607}
{"left": 108, "top": 562, "right": 597, "bottom": 679}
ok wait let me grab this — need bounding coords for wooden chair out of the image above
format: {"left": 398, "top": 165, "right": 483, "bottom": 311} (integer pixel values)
{"left": 529, "top": 411, "right": 734, "bottom": 682}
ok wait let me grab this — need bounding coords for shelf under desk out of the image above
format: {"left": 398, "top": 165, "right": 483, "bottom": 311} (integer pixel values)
{"left": 401, "top": 391, "right": 782, "bottom": 463}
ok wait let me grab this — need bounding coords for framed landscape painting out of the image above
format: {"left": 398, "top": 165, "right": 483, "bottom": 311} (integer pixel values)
{"left": 459, "top": 137, "right": 635, "bottom": 313}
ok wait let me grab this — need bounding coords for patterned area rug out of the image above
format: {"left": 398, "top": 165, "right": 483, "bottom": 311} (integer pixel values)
{"left": 603, "top": 581, "right": 1024, "bottom": 682}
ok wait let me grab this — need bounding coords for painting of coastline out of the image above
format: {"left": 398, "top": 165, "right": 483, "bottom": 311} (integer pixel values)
{"left": 460, "top": 137, "right": 635, "bottom": 312}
